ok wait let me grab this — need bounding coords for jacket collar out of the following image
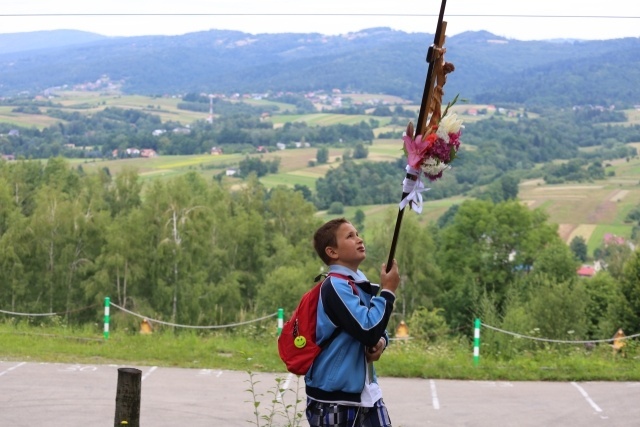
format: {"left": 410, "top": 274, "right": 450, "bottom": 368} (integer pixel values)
{"left": 327, "top": 265, "right": 380, "bottom": 295}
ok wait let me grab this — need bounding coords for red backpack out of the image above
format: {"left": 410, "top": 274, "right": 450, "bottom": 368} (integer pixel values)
{"left": 278, "top": 272, "right": 357, "bottom": 375}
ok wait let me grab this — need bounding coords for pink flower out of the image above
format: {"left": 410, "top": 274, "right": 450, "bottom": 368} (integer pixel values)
{"left": 403, "top": 122, "right": 431, "bottom": 170}
{"left": 402, "top": 135, "right": 428, "bottom": 169}
{"left": 403, "top": 117, "right": 463, "bottom": 181}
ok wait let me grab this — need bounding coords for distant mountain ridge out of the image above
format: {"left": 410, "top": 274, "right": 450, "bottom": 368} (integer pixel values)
{"left": 0, "top": 28, "right": 638, "bottom": 107}
{"left": 0, "top": 30, "right": 109, "bottom": 55}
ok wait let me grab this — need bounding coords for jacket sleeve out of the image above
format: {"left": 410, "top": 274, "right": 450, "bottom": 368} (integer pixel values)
{"left": 321, "top": 276, "right": 395, "bottom": 347}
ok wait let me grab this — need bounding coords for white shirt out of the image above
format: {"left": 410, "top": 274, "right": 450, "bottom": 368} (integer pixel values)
{"left": 360, "top": 362, "right": 383, "bottom": 407}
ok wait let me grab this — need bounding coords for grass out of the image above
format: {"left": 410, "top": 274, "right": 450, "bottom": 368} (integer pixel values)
{"left": 0, "top": 106, "right": 62, "bottom": 129}
{"left": 67, "top": 154, "right": 243, "bottom": 178}
{"left": 270, "top": 113, "right": 390, "bottom": 127}
{"left": 0, "top": 321, "right": 283, "bottom": 372}
{"left": 1, "top": 322, "right": 639, "bottom": 381}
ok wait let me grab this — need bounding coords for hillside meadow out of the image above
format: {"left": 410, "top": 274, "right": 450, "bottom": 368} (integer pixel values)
{"left": 0, "top": 90, "right": 525, "bottom": 130}
{"left": 5, "top": 91, "right": 640, "bottom": 256}
{"left": 64, "top": 134, "right": 640, "bottom": 257}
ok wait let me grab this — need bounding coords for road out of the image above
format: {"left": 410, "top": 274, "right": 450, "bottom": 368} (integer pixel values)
{"left": 1, "top": 360, "right": 639, "bottom": 426}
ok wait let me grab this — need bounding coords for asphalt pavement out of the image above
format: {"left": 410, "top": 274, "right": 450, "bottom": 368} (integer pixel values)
{"left": 1, "top": 360, "right": 639, "bottom": 426}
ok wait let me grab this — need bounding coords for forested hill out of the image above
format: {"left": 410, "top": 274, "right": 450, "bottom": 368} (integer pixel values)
{"left": 0, "top": 28, "right": 639, "bottom": 107}
{"left": 0, "top": 30, "right": 108, "bottom": 55}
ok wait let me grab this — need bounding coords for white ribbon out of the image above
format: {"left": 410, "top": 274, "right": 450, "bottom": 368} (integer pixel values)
{"left": 399, "top": 166, "right": 430, "bottom": 214}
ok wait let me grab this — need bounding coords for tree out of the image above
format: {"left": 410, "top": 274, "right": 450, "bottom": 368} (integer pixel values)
{"left": 105, "top": 167, "right": 143, "bottom": 217}
{"left": 256, "top": 265, "right": 316, "bottom": 314}
{"left": 29, "top": 185, "right": 75, "bottom": 313}
{"left": 328, "top": 202, "right": 344, "bottom": 215}
{"left": 599, "top": 243, "right": 632, "bottom": 280}
{"left": 479, "top": 175, "right": 519, "bottom": 203}
{"left": 266, "top": 186, "right": 319, "bottom": 247}
{"left": 533, "top": 242, "right": 579, "bottom": 283}
{"left": 293, "top": 184, "right": 313, "bottom": 202}
{"left": 352, "top": 143, "right": 369, "bottom": 159}
{"left": 316, "top": 147, "right": 329, "bottom": 164}
{"left": 525, "top": 275, "right": 588, "bottom": 341}
{"left": 436, "top": 204, "right": 459, "bottom": 229}
{"left": 140, "top": 174, "right": 211, "bottom": 324}
{"left": 617, "top": 250, "right": 640, "bottom": 332}
{"left": 582, "top": 272, "right": 623, "bottom": 338}
{"left": 94, "top": 209, "right": 149, "bottom": 309}
{"left": 407, "top": 307, "right": 449, "bottom": 342}
{"left": 365, "top": 210, "right": 441, "bottom": 320}
{"left": 436, "top": 200, "right": 562, "bottom": 327}
{"left": 500, "top": 175, "right": 520, "bottom": 200}
{"left": 0, "top": 182, "right": 29, "bottom": 311}
{"left": 569, "top": 236, "right": 588, "bottom": 262}
{"left": 352, "top": 209, "right": 365, "bottom": 234}
{"left": 238, "top": 156, "right": 268, "bottom": 177}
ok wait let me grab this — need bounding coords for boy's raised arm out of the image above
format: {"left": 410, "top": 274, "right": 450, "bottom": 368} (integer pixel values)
{"left": 380, "top": 259, "right": 400, "bottom": 294}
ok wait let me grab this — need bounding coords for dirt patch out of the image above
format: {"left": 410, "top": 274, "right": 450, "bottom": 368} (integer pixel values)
{"left": 520, "top": 179, "right": 545, "bottom": 187}
{"left": 587, "top": 200, "right": 617, "bottom": 223}
{"left": 557, "top": 224, "right": 577, "bottom": 241}
{"left": 610, "top": 189, "right": 630, "bottom": 202}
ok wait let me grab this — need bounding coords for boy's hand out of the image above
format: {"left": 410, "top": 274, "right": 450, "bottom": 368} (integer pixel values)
{"left": 366, "top": 338, "right": 386, "bottom": 363}
{"left": 380, "top": 259, "right": 400, "bottom": 294}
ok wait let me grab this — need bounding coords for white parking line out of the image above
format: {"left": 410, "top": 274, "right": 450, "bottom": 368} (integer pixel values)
{"left": 0, "top": 361, "right": 26, "bottom": 377}
{"left": 429, "top": 379, "right": 440, "bottom": 410}
{"left": 571, "top": 382, "right": 603, "bottom": 413}
{"left": 277, "top": 372, "right": 294, "bottom": 402}
{"left": 141, "top": 366, "right": 157, "bottom": 382}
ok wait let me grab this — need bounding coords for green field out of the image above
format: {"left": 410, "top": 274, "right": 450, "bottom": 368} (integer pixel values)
{"left": 0, "top": 106, "right": 63, "bottom": 129}
{"left": 271, "top": 113, "right": 392, "bottom": 127}
{"left": 61, "top": 139, "right": 640, "bottom": 259}
{"left": 68, "top": 154, "right": 243, "bottom": 180}
{"left": 5, "top": 92, "right": 640, "bottom": 257}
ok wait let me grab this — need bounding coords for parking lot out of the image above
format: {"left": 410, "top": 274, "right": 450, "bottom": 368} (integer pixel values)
{"left": 1, "top": 360, "right": 639, "bottom": 426}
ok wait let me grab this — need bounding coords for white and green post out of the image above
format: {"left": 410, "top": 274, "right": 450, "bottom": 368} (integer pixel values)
{"left": 104, "top": 297, "right": 110, "bottom": 340}
{"left": 473, "top": 318, "right": 480, "bottom": 366}
{"left": 277, "top": 308, "right": 284, "bottom": 336}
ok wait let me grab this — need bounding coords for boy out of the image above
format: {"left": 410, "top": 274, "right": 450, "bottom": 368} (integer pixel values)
{"left": 306, "top": 218, "right": 400, "bottom": 427}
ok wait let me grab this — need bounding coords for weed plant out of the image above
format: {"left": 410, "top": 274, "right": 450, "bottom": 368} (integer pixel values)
{"left": 245, "top": 371, "right": 305, "bottom": 427}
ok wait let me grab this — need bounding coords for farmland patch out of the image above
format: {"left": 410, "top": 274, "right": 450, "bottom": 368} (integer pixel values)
{"left": 567, "top": 224, "right": 597, "bottom": 244}
{"left": 610, "top": 190, "right": 630, "bottom": 202}
{"left": 532, "top": 185, "right": 604, "bottom": 192}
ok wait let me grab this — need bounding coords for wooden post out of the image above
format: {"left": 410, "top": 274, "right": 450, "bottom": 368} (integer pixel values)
{"left": 386, "top": 0, "right": 449, "bottom": 272}
{"left": 114, "top": 367, "right": 142, "bottom": 426}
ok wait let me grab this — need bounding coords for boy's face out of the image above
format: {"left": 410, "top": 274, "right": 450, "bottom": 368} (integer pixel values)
{"left": 326, "top": 222, "right": 366, "bottom": 270}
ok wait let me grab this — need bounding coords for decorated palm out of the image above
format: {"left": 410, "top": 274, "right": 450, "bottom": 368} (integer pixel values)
{"left": 386, "top": 0, "right": 463, "bottom": 271}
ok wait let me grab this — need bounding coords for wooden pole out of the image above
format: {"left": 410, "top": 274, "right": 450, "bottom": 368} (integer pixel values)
{"left": 114, "top": 367, "right": 142, "bottom": 427}
{"left": 386, "top": 0, "right": 448, "bottom": 272}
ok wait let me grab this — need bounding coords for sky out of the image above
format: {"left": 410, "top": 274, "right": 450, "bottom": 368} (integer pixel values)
{"left": 1, "top": 0, "right": 639, "bottom": 41}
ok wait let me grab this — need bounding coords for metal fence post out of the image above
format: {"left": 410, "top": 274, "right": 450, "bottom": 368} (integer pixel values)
{"left": 104, "top": 297, "right": 110, "bottom": 340}
{"left": 473, "top": 318, "right": 481, "bottom": 366}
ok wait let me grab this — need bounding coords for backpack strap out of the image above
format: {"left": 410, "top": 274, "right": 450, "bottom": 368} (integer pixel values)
{"left": 317, "top": 272, "right": 359, "bottom": 350}
{"left": 314, "top": 272, "right": 358, "bottom": 295}
{"left": 308, "top": 272, "right": 359, "bottom": 379}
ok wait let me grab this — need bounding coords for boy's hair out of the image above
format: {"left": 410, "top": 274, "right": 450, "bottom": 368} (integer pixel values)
{"left": 313, "top": 217, "right": 350, "bottom": 265}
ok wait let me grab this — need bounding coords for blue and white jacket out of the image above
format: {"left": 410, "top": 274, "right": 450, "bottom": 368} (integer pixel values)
{"left": 305, "top": 264, "right": 396, "bottom": 404}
